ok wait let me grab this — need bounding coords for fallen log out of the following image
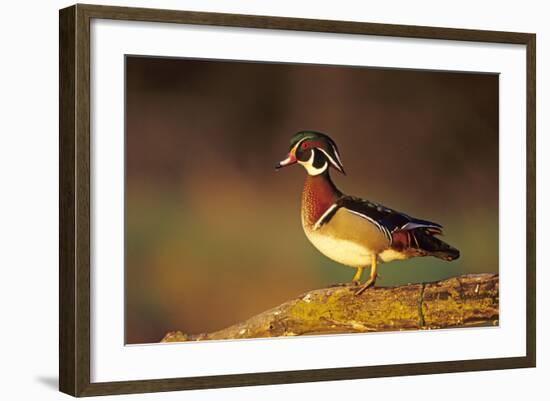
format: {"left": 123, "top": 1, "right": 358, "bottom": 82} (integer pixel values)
{"left": 162, "top": 273, "right": 499, "bottom": 342}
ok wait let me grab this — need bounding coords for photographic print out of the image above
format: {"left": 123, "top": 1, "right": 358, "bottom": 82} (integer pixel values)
{"left": 59, "top": 6, "right": 535, "bottom": 395}
{"left": 125, "top": 56, "right": 499, "bottom": 345}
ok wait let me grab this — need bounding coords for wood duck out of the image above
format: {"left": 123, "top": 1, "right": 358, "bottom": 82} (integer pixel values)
{"left": 276, "top": 130, "right": 460, "bottom": 295}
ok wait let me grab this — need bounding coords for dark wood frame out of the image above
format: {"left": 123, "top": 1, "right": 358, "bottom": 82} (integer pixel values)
{"left": 59, "top": 3, "right": 536, "bottom": 397}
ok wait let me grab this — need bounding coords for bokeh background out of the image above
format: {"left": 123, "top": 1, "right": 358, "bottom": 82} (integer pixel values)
{"left": 125, "top": 56, "right": 498, "bottom": 344}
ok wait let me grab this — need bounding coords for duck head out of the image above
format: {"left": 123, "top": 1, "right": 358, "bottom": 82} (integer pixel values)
{"left": 276, "top": 130, "right": 345, "bottom": 176}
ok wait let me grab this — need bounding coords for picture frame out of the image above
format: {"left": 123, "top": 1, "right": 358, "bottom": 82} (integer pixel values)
{"left": 59, "top": 3, "right": 536, "bottom": 397}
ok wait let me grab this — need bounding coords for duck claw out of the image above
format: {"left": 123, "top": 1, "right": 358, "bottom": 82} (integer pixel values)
{"left": 355, "top": 278, "right": 376, "bottom": 295}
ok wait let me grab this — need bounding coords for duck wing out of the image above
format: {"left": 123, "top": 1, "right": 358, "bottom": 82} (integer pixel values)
{"left": 339, "top": 196, "right": 459, "bottom": 261}
{"left": 315, "top": 195, "right": 443, "bottom": 235}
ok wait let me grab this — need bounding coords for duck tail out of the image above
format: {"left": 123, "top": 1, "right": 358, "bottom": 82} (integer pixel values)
{"left": 409, "top": 228, "right": 460, "bottom": 261}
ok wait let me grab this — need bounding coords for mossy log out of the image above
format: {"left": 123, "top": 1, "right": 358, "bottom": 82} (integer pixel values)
{"left": 162, "top": 273, "right": 498, "bottom": 342}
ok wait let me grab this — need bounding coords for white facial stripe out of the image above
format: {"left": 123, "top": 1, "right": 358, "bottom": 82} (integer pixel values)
{"left": 298, "top": 149, "right": 328, "bottom": 175}
{"left": 317, "top": 147, "right": 343, "bottom": 173}
{"left": 330, "top": 143, "right": 343, "bottom": 166}
{"left": 290, "top": 139, "right": 303, "bottom": 154}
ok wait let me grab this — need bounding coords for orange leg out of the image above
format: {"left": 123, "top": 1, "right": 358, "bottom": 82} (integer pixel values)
{"left": 351, "top": 267, "right": 364, "bottom": 284}
{"left": 355, "top": 254, "right": 378, "bottom": 295}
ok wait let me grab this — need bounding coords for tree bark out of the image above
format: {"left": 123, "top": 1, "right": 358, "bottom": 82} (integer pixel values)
{"left": 161, "top": 273, "right": 498, "bottom": 342}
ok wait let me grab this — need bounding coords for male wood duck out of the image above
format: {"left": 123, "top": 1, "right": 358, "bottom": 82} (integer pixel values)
{"left": 276, "top": 130, "right": 459, "bottom": 295}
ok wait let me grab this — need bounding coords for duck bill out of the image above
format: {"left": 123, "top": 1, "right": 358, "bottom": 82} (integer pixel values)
{"left": 275, "top": 154, "right": 297, "bottom": 170}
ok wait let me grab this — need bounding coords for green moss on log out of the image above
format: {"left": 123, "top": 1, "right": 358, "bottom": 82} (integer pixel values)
{"left": 161, "top": 273, "right": 498, "bottom": 343}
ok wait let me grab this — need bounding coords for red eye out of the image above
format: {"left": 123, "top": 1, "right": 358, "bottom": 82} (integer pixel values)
{"left": 301, "top": 142, "right": 309, "bottom": 149}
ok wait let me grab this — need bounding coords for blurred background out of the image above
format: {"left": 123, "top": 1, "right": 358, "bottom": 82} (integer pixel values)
{"left": 125, "top": 56, "right": 498, "bottom": 344}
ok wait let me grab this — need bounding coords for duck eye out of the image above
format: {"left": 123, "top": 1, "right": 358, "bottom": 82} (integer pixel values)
{"left": 301, "top": 142, "right": 309, "bottom": 149}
